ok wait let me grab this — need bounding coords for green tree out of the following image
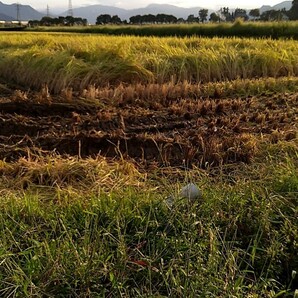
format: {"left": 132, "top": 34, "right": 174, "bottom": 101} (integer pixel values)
{"left": 165, "top": 14, "right": 178, "bottom": 23}
{"left": 260, "top": 9, "right": 283, "bottom": 21}
{"left": 96, "top": 14, "right": 112, "bottom": 25}
{"left": 187, "top": 14, "right": 199, "bottom": 23}
{"left": 111, "top": 15, "right": 122, "bottom": 24}
{"left": 65, "top": 16, "right": 87, "bottom": 26}
{"left": 249, "top": 8, "right": 260, "bottom": 20}
{"left": 141, "top": 14, "right": 156, "bottom": 24}
{"left": 199, "top": 9, "right": 208, "bottom": 23}
{"left": 39, "top": 16, "right": 54, "bottom": 26}
{"left": 129, "top": 15, "right": 142, "bottom": 24}
{"left": 156, "top": 14, "right": 177, "bottom": 24}
{"left": 220, "top": 7, "right": 233, "bottom": 21}
{"left": 28, "top": 19, "right": 40, "bottom": 27}
{"left": 209, "top": 12, "right": 220, "bottom": 22}
{"left": 289, "top": 0, "right": 298, "bottom": 20}
{"left": 234, "top": 8, "right": 248, "bottom": 21}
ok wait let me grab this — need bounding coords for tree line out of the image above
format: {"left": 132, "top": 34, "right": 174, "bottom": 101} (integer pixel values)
{"left": 29, "top": 0, "right": 298, "bottom": 26}
{"left": 29, "top": 16, "right": 87, "bottom": 27}
{"left": 96, "top": 0, "right": 297, "bottom": 25}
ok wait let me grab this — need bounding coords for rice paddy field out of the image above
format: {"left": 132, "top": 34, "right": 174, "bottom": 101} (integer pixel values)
{"left": 28, "top": 21, "right": 298, "bottom": 39}
{"left": 0, "top": 31, "right": 297, "bottom": 297}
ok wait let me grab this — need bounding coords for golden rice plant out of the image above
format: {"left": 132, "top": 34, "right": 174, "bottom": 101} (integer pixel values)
{"left": 0, "top": 33, "right": 297, "bottom": 93}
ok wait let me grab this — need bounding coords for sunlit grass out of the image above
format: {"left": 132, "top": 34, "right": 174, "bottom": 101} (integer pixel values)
{"left": 0, "top": 33, "right": 297, "bottom": 93}
{"left": 0, "top": 140, "right": 297, "bottom": 296}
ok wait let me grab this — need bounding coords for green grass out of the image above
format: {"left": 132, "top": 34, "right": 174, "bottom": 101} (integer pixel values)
{"left": 0, "top": 33, "right": 297, "bottom": 93}
{"left": 0, "top": 141, "right": 297, "bottom": 297}
{"left": 27, "top": 21, "right": 298, "bottom": 40}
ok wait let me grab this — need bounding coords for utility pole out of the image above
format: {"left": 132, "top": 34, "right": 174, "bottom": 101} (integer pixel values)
{"left": 46, "top": 4, "right": 50, "bottom": 17}
{"left": 68, "top": 0, "right": 73, "bottom": 17}
{"left": 16, "top": 2, "right": 20, "bottom": 21}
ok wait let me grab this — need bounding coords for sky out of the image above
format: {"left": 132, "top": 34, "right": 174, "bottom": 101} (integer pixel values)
{"left": 2, "top": 0, "right": 287, "bottom": 12}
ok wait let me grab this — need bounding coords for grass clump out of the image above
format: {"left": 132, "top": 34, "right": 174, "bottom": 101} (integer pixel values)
{"left": 0, "top": 140, "right": 297, "bottom": 297}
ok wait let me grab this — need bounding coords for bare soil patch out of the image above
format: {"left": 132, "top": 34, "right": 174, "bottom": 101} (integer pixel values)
{"left": 0, "top": 90, "right": 296, "bottom": 167}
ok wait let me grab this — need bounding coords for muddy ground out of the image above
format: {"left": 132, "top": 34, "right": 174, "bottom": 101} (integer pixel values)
{"left": 0, "top": 85, "right": 297, "bottom": 168}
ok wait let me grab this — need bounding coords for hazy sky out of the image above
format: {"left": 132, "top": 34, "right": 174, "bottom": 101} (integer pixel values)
{"left": 3, "top": 0, "right": 286, "bottom": 12}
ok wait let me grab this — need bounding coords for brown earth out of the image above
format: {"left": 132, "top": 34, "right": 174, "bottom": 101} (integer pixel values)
{"left": 0, "top": 88, "right": 297, "bottom": 168}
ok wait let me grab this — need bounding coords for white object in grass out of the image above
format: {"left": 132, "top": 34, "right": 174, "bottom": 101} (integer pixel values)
{"left": 179, "top": 183, "right": 202, "bottom": 201}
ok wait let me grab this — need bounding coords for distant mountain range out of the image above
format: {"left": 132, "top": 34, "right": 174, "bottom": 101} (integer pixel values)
{"left": 260, "top": 1, "right": 292, "bottom": 13}
{"left": 62, "top": 4, "right": 206, "bottom": 24}
{"left": 0, "top": 1, "right": 293, "bottom": 23}
{"left": 0, "top": 12, "right": 13, "bottom": 21}
{"left": 0, "top": 1, "right": 44, "bottom": 21}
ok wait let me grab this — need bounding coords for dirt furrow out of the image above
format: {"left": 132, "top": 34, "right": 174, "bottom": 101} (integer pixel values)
{"left": 0, "top": 92, "right": 296, "bottom": 167}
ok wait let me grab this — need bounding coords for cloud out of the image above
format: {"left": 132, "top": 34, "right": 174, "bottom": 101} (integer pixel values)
{"left": 113, "top": 0, "right": 151, "bottom": 8}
